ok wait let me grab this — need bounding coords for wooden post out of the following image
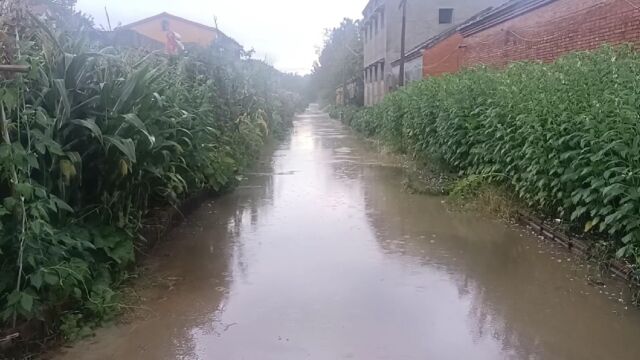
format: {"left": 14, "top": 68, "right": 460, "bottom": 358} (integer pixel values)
{"left": 0, "top": 64, "right": 29, "bottom": 73}
{"left": 398, "top": 0, "right": 407, "bottom": 88}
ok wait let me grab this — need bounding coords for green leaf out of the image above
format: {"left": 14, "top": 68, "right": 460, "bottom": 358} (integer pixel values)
{"left": 1, "top": 87, "right": 18, "bottom": 109}
{"left": 570, "top": 206, "right": 587, "bottom": 221}
{"left": 71, "top": 119, "right": 103, "bottom": 143}
{"left": 616, "top": 245, "right": 630, "bottom": 259}
{"left": 53, "top": 78, "right": 71, "bottom": 121}
{"left": 621, "top": 233, "right": 634, "bottom": 244}
{"left": 51, "top": 195, "right": 74, "bottom": 213}
{"left": 44, "top": 272, "right": 59, "bottom": 286}
{"left": 3, "top": 197, "right": 18, "bottom": 211}
{"left": 122, "top": 113, "right": 147, "bottom": 132}
{"left": 20, "top": 293, "right": 34, "bottom": 313}
{"left": 15, "top": 183, "right": 34, "bottom": 199}
{"left": 31, "top": 272, "right": 43, "bottom": 289}
{"left": 113, "top": 65, "right": 148, "bottom": 114}
{"left": 0, "top": 144, "right": 10, "bottom": 158}
{"left": 104, "top": 136, "right": 137, "bottom": 163}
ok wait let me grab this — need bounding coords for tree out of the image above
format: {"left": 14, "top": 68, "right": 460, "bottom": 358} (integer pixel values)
{"left": 310, "top": 18, "right": 363, "bottom": 105}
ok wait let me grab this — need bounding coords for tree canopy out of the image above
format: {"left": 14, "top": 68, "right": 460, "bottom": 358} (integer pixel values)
{"left": 310, "top": 18, "right": 363, "bottom": 105}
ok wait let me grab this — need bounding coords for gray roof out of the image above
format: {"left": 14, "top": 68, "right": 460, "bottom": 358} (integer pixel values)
{"left": 458, "top": 0, "right": 557, "bottom": 36}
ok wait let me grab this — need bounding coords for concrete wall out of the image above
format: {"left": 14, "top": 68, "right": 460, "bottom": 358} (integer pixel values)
{"left": 363, "top": 0, "right": 387, "bottom": 106}
{"left": 421, "top": 0, "right": 640, "bottom": 77}
{"left": 364, "top": 64, "right": 387, "bottom": 105}
{"left": 404, "top": 56, "right": 424, "bottom": 83}
{"left": 385, "top": 0, "right": 504, "bottom": 66}
{"left": 363, "top": 0, "right": 387, "bottom": 66}
{"left": 362, "top": 0, "right": 504, "bottom": 105}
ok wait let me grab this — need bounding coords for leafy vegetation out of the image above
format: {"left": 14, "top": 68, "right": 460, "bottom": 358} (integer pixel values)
{"left": 334, "top": 45, "right": 640, "bottom": 270}
{"left": 310, "top": 19, "right": 363, "bottom": 105}
{"left": 0, "top": 0, "right": 303, "bottom": 340}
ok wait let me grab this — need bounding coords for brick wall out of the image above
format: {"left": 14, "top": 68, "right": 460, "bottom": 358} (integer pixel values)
{"left": 422, "top": 33, "right": 465, "bottom": 77}
{"left": 422, "top": 0, "right": 640, "bottom": 77}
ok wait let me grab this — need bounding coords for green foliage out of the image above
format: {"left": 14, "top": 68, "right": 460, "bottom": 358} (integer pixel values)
{"left": 340, "top": 45, "right": 640, "bottom": 267}
{"left": 0, "top": 2, "right": 301, "bottom": 335}
{"left": 327, "top": 105, "right": 361, "bottom": 123}
{"left": 311, "top": 19, "right": 363, "bottom": 105}
{"left": 449, "top": 175, "right": 486, "bottom": 201}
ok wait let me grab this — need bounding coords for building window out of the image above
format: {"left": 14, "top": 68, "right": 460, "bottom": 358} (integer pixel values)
{"left": 380, "top": 11, "right": 385, "bottom": 29}
{"left": 380, "top": 62, "right": 384, "bottom": 78}
{"left": 364, "top": 28, "right": 368, "bottom": 43}
{"left": 439, "top": 8, "right": 454, "bottom": 24}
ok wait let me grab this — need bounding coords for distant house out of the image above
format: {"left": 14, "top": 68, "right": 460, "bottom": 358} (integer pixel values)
{"left": 119, "top": 12, "right": 242, "bottom": 53}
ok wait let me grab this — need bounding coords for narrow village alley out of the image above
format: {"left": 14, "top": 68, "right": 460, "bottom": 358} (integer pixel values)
{"left": 53, "top": 107, "right": 640, "bottom": 360}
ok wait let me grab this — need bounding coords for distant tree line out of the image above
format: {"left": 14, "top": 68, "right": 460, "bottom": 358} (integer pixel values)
{"left": 310, "top": 18, "right": 363, "bottom": 106}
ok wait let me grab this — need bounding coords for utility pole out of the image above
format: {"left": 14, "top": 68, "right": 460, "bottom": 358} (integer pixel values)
{"left": 398, "top": 0, "right": 407, "bottom": 87}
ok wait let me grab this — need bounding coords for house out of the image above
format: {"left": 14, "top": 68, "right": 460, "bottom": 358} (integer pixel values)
{"left": 420, "top": 0, "right": 640, "bottom": 77}
{"left": 361, "top": 0, "right": 505, "bottom": 106}
{"left": 119, "top": 12, "right": 242, "bottom": 53}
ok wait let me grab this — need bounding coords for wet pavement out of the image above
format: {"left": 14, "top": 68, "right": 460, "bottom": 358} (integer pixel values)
{"left": 54, "top": 107, "right": 640, "bottom": 360}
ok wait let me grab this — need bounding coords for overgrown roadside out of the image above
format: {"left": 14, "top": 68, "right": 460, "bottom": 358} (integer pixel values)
{"left": 328, "top": 45, "right": 640, "bottom": 298}
{"left": 0, "top": 1, "right": 305, "bottom": 356}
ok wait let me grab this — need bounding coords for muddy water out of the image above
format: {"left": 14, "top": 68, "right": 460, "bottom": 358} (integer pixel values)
{"left": 55, "top": 108, "right": 640, "bottom": 360}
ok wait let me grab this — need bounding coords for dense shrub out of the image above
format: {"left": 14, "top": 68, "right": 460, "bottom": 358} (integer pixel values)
{"left": 0, "top": 3, "right": 302, "bottom": 334}
{"left": 338, "top": 46, "right": 640, "bottom": 267}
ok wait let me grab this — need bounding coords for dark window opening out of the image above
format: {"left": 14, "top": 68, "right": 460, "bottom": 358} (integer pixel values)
{"left": 439, "top": 8, "right": 453, "bottom": 24}
{"left": 161, "top": 19, "right": 170, "bottom": 31}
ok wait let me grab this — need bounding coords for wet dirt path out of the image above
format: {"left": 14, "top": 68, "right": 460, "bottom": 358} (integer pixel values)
{"left": 55, "top": 107, "right": 640, "bottom": 360}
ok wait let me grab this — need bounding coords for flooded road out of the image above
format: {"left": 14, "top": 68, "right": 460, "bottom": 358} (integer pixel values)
{"left": 56, "top": 108, "right": 640, "bottom": 360}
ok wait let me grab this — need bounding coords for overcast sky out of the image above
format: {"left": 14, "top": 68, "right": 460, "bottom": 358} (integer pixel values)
{"left": 76, "top": 0, "right": 364, "bottom": 74}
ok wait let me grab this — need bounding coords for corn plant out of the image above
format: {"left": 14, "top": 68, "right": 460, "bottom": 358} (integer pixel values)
{"left": 0, "top": 1, "right": 303, "bottom": 336}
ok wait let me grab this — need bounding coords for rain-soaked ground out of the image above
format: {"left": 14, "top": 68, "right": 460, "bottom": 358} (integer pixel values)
{"left": 53, "top": 106, "right": 640, "bottom": 360}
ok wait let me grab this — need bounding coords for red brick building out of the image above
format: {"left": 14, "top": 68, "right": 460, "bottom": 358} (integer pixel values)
{"left": 421, "top": 0, "right": 640, "bottom": 77}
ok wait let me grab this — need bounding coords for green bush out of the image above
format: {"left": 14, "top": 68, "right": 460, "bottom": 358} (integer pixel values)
{"left": 342, "top": 45, "right": 640, "bottom": 266}
{"left": 0, "top": 4, "right": 300, "bottom": 332}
